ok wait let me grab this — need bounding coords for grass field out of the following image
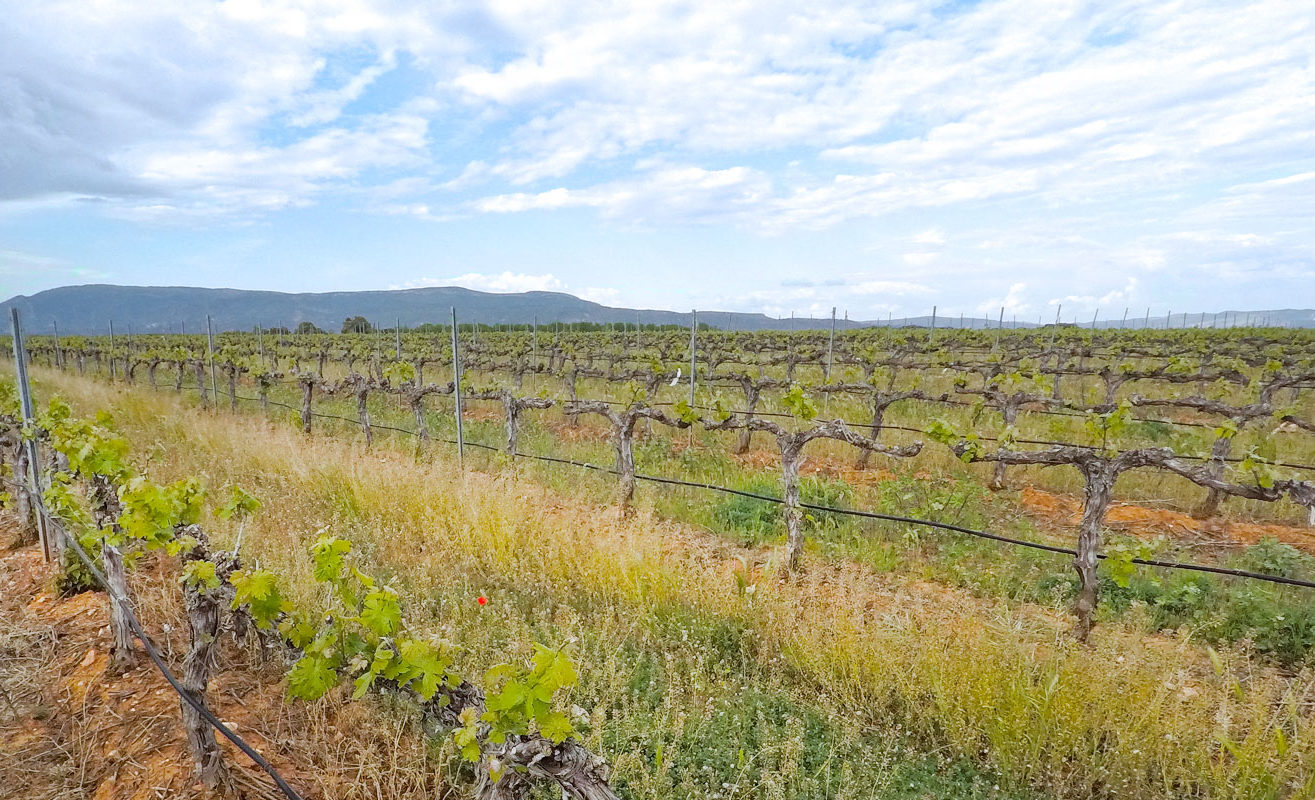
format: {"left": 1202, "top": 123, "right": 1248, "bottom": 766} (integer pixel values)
{"left": 25, "top": 365, "right": 1315, "bottom": 799}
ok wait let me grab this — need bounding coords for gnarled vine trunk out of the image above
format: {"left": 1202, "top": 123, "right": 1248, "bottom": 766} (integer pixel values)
{"left": 1073, "top": 461, "right": 1114, "bottom": 642}
{"left": 12, "top": 445, "right": 39, "bottom": 546}
{"left": 102, "top": 543, "right": 137, "bottom": 673}
{"left": 780, "top": 441, "right": 804, "bottom": 571}
{"left": 1192, "top": 434, "right": 1233, "bottom": 519}
{"left": 299, "top": 377, "right": 315, "bottom": 433}
{"left": 194, "top": 361, "right": 208, "bottom": 405}
{"left": 355, "top": 384, "right": 373, "bottom": 446}
{"left": 89, "top": 474, "right": 137, "bottom": 672}
{"left": 179, "top": 528, "right": 235, "bottom": 792}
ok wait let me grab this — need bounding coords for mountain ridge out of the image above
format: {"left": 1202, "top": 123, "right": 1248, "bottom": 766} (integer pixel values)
{"left": 2, "top": 284, "right": 1312, "bottom": 335}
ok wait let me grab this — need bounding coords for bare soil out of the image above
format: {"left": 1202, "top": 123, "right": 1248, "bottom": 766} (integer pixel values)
{"left": 0, "top": 530, "right": 322, "bottom": 800}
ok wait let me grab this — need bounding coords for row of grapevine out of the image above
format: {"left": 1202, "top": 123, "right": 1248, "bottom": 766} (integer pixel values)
{"left": 0, "top": 377, "right": 620, "bottom": 799}
{"left": 21, "top": 328, "right": 1315, "bottom": 645}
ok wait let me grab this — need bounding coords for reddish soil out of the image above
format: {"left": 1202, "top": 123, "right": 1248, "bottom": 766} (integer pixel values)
{"left": 730, "top": 447, "right": 1315, "bottom": 552}
{"left": 731, "top": 449, "right": 933, "bottom": 488}
{"left": 0, "top": 537, "right": 317, "bottom": 800}
{"left": 1019, "top": 486, "right": 1315, "bottom": 551}
{"left": 460, "top": 406, "right": 502, "bottom": 423}
{"left": 541, "top": 418, "right": 612, "bottom": 443}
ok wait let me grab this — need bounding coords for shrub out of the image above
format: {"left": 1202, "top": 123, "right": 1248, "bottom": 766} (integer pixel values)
{"left": 712, "top": 475, "right": 853, "bottom": 543}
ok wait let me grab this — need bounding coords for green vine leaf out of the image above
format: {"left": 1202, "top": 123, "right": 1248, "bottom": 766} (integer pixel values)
{"left": 229, "top": 568, "right": 285, "bottom": 629}
{"left": 287, "top": 654, "right": 339, "bottom": 701}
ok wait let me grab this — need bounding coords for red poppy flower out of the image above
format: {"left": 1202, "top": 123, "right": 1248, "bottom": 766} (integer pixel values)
{"left": 477, "top": 596, "right": 488, "bottom": 606}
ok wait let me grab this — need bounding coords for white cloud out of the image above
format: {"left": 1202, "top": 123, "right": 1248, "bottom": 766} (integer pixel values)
{"left": 0, "top": 250, "right": 109, "bottom": 295}
{"left": 699, "top": 276, "right": 931, "bottom": 319}
{"left": 1049, "top": 277, "right": 1140, "bottom": 310}
{"left": 977, "top": 281, "right": 1031, "bottom": 315}
{"left": 471, "top": 164, "right": 773, "bottom": 224}
{"left": 288, "top": 50, "right": 399, "bottom": 127}
{"left": 398, "top": 272, "right": 565, "bottom": 293}
{"left": 3, "top": 0, "right": 1314, "bottom": 316}
{"left": 911, "top": 229, "right": 946, "bottom": 246}
{"left": 576, "top": 287, "right": 622, "bottom": 305}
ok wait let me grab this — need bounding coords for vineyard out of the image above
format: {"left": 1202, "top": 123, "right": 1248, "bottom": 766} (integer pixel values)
{"left": 7, "top": 318, "right": 1315, "bottom": 799}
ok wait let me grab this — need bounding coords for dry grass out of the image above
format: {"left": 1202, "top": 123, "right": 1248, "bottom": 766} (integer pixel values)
{"left": 30, "top": 367, "right": 1315, "bottom": 799}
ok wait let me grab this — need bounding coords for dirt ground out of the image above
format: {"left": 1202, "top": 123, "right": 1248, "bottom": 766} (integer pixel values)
{"left": 0, "top": 531, "right": 319, "bottom": 800}
{"left": 728, "top": 446, "right": 1315, "bottom": 552}
{"left": 1017, "top": 486, "right": 1315, "bottom": 551}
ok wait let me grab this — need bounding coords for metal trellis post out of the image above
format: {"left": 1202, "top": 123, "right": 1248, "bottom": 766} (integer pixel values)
{"left": 688, "top": 309, "right": 697, "bottom": 409}
{"left": 108, "top": 319, "right": 117, "bottom": 381}
{"left": 10, "top": 309, "right": 52, "bottom": 560}
{"left": 451, "top": 307, "right": 464, "bottom": 470}
{"left": 206, "top": 315, "right": 219, "bottom": 405}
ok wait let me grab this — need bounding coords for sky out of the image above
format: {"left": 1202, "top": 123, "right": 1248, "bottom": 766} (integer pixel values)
{"left": 1, "top": 0, "right": 1312, "bottom": 322}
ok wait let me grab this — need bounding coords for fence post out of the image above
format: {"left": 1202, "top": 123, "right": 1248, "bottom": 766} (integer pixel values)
{"left": 825, "top": 306, "right": 836, "bottom": 412}
{"left": 206, "top": 316, "right": 219, "bottom": 406}
{"left": 826, "top": 306, "right": 836, "bottom": 380}
{"left": 10, "top": 309, "right": 53, "bottom": 560}
{"left": 52, "top": 320, "right": 63, "bottom": 369}
{"left": 395, "top": 318, "right": 402, "bottom": 361}
{"left": 688, "top": 309, "right": 697, "bottom": 409}
{"left": 108, "top": 319, "right": 117, "bottom": 381}
{"left": 451, "top": 307, "right": 464, "bottom": 470}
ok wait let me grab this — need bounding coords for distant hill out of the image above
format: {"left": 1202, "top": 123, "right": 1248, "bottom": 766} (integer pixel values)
{"left": 0, "top": 284, "right": 910, "bottom": 335}
{"left": 1, "top": 284, "right": 1310, "bottom": 335}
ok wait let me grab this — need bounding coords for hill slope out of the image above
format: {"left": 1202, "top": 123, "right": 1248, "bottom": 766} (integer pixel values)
{"left": 0, "top": 284, "right": 837, "bottom": 334}
{"left": 3, "top": 284, "right": 1311, "bottom": 334}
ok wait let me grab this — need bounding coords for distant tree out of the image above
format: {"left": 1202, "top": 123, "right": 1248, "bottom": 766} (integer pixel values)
{"left": 294, "top": 321, "right": 323, "bottom": 335}
{"left": 266, "top": 326, "right": 291, "bottom": 335}
{"left": 341, "top": 316, "right": 373, "bottom": 334}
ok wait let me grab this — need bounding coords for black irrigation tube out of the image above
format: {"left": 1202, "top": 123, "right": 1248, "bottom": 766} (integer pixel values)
{"left": 74, "top": 369, "right": 1315, "bottom": 472}
{"left": 229, "top": 383, "right": 1315, "bottom": 472}
{"left": 650, "top": 400, "right": 1315, "bottom": 472}
{"left": 229, "top": 365, "right": 1232, "bottom": 431}
{"left": 216, "top": 387, "right": 1315, "bottom": 591}
{"left": 55, "top": 373, "right": 1315, "bottom": 590}
{"left": 22, "top": 501, "right": 304, "bottom": 800}
{"left": 208, "top": 360, "right": 1304, "bottom": 444}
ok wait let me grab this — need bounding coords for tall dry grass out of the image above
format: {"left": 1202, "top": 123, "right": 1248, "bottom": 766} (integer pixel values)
{"left": 36, "top": 368, "right": 1315, "bottom": 799}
